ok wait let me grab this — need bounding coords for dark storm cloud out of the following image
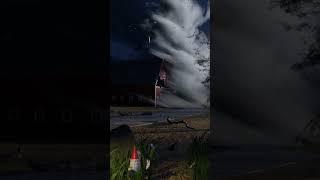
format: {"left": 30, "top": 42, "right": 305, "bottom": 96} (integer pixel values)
{"left": 110, "top": 0, "right": 158, "bottom": 40}
{"left": 111, "top": 40, "right": 145, "bottom": 60}
{"left": 110, "top": 0, "right": 154, "bottom": 59}
{"left": 212, "top": 0, "right": 320, "bottom": 145}
{"left": 110, "top": 0, "right": 210, "bottom": 59}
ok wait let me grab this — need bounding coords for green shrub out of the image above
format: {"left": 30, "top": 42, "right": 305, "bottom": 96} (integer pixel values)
{"left": 110, "top": 147, "right": 130, "bottom": 180}
{"left": 110, "top": 137, "right": 157, "bottom": 180}
{"left": 187, "top": 134, "right": 210, "bottom": 180}
{"left": 135, "top": 137, "right": 158, "bottom": 179}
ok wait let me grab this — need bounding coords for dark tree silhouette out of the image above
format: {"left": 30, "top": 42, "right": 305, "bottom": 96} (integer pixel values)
{"left": 270, "top": 0, "right": 320, "bottom": 70}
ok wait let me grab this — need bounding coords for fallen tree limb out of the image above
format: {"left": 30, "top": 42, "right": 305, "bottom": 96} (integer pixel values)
{"left": 166, "top": 117, "right": 196, "bottom": 130}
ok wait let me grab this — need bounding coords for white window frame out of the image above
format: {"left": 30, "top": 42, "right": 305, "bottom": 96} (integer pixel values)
{"left": 61, "top": 111, "right": 72, "bottom": 123}
{"left": 34, "top": 111, "right": 45, "bottom": 122}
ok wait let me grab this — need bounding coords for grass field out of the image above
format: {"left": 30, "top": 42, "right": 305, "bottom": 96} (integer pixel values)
{"left": 131, "top": 114, "right": 210, "bottom": 179}
{"left": 110, "top": 113, "right": 210, "bottom": 179}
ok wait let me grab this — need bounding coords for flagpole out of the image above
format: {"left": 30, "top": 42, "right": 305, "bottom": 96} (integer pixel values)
{"left": 154, "top": 80, "right": 158, "bottom": 108}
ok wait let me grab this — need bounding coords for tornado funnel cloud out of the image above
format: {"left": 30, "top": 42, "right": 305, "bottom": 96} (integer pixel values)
{"left": 145, "top": 0, "right": 210, "bottom": 108}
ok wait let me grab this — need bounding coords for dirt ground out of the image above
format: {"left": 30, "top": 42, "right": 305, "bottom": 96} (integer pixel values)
{"left": 111, "top": 106, "right": 167, "bottom": 113}
{"left": 131, "top": 114, "right": 210, "bottom": 179}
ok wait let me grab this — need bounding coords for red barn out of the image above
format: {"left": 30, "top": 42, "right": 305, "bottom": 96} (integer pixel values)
{"left": 111, "top": 57, "right": 170, "bottom": 107}
{"left": 154, "top": 60, "right": 171, "bottom": 107}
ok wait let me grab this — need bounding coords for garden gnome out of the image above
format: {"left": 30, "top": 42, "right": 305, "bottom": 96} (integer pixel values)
{"left": 128, "top": 145, "right": 141, "bottom": 172}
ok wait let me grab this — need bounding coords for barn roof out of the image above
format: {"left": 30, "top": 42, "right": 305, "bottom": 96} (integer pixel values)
{"left": 110, "top": 57, "right": 163, "bottom": 85}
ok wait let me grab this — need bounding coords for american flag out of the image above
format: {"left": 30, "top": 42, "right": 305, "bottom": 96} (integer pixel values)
{"left": 159, "top": 71, "right": 166, "bottom": 80}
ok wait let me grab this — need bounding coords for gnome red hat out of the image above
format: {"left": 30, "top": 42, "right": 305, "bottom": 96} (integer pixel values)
{"left": 131, "top": 145, "right": 138, "bottom": 159}
{"left": 128, "top": 145, "right": 141, "bottom": 172}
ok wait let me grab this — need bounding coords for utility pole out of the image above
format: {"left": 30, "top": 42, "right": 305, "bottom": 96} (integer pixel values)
{"left": 154, "top": 79, "right": 158, "bottom": 108}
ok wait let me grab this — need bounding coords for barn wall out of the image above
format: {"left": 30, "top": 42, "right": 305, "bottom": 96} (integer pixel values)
{"left": 111, "top": 85, "right": 155, "bottom": 106}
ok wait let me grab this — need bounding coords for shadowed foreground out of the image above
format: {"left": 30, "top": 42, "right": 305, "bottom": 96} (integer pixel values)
{"left": 0, "top": 143, "right": 106, "bottom": 180}
{"left": 209, "top": 145, "right": 320, "bottom": 180}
